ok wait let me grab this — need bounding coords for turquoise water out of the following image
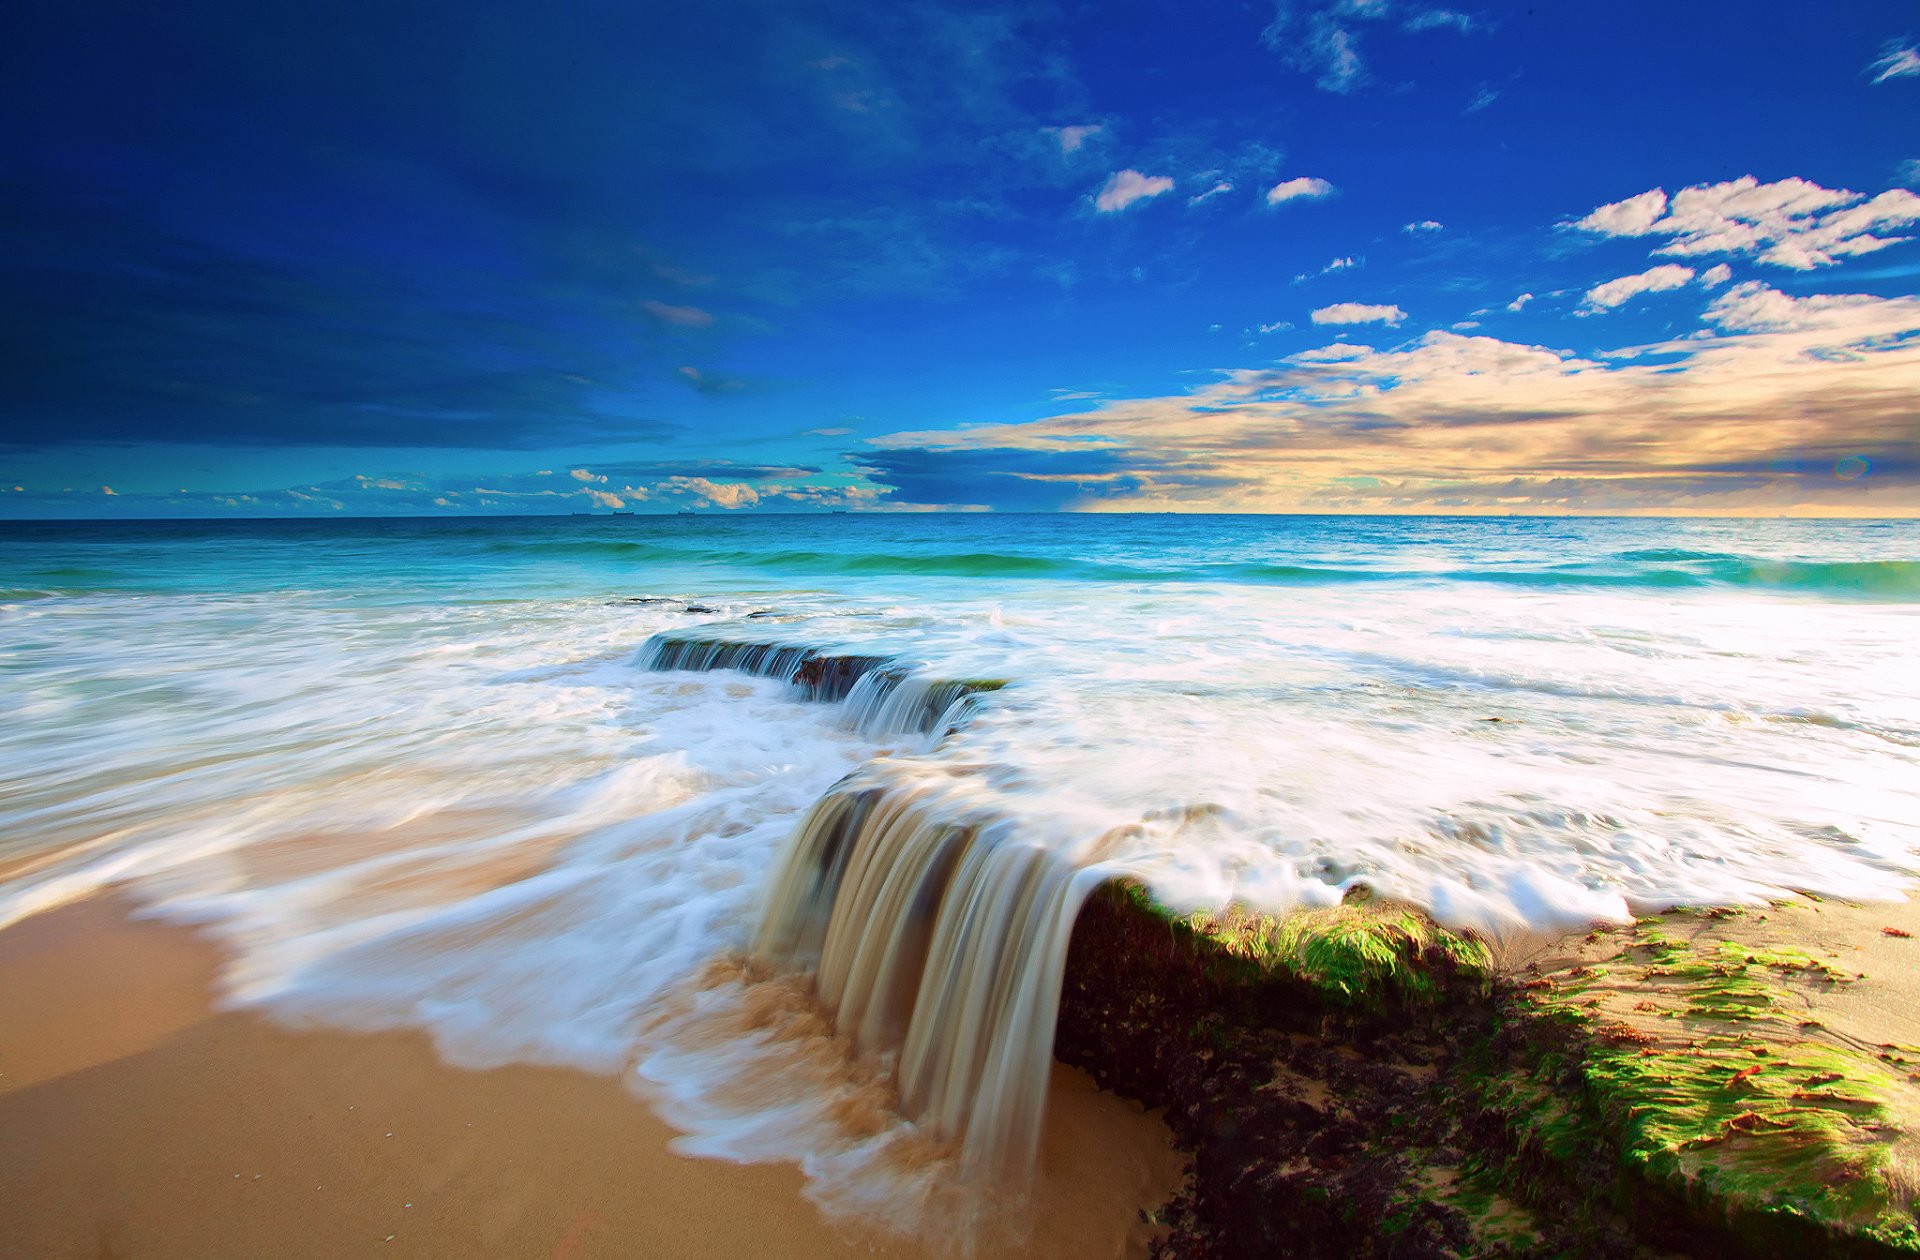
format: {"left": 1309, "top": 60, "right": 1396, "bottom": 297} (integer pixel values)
{"left": 3, "top": 512, "right": 1918, "bottom": 1218}
{"left": 5, "top": 513, "right": 1919, "bottom": 598}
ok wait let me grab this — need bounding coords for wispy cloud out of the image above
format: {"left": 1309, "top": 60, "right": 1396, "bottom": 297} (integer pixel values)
{"left": 1867, "top": 41, "right": 1920, "bottom": 83}
{"left": 1266, "top": 176, "right": 1335, "bottom": 206}
{"left": 1260, "top": 0, "right": 1478, "bottom": 93}
{"left": 1402, "top": 219, "right": 1444, "bottom": 234}
{"left": 1464, "top": 84, "right": 1499, "bottom": 113}
{"left": 1311, "top": 301, "right": 1407, "bottom": 325}
{"left": 1047, "top": 123, "right": 1104, "bottom": 154}
{"left": 1581, "top": 263, "right": 1696, "bottom": 311}
{"left": 1571, "top": 175, "right": 1920, "bottom": 270}
{"left": 1095, "top": 169, "right": 1175, "bottom": 212}
{"left": 1188, "top": 180, "right": 1235, "bottom": 206}
{"left": 1403, "top": 8, "right": 1476, "bottom": 33}
{"left": 640, "top": 299, "right": 716, "bottom": 328}
{"left": 1294, "top": 255, "right": 1360, "bottom": 282}
{"left": 1506, "top": 292, "right": 1534, "bottom": 311}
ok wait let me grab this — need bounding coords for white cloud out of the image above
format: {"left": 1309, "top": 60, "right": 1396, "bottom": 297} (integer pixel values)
{"left": 1311, "top": 301, "right": 1407, "bottom": 326}
{"left": 1188, "top": 180, "right": 1234, "bottom": 206}
{"left": 664, "top": 476, "right": 760, "bottom": 509}
{"left": 1698, "top": 263, "right": 1733, "bottom": 288}
{"left": 1868, "top": 42, "right": 1920, "bottom": 83}
{"left": 1266, "top": 176, "right": 1335, "bottom": 206}
{"left": 586, "top": 489, "right": 625, "bottom": 509}
{"left": 1261, "top": 1, "right": 1476, "bottom": 94}
{"left": 1256, "top": 321, "right": 1294, "bottom": 335}
{"left": 1582, "top": 264, "right": 1697, "bottom": 310}
{"left": 1701, "top": 280, "right": 1901, "bottom": 334}
{"left": 1294, "top": 256, "right": 1360, "bottom": 283}
{"left": 1403, "top": 8, "right": 1475, "bottom": 32}
{"left": 1577, "top": 188, "right": 1669, "bottom": 236}
{"left": 1464, "top": 84, "right": 1498, "bottom": 113}
{"left": 1290, "top": 343, "right": 1374, "bottom": 362}
{"left": 1095, "top": 169, "right": 1175, "bottom": 212}
{"left": 805, "top": 426, "right": 854, "bottom": 436}
{"left": 1048, "top": 124, "right": 1104, "bottom": 154}
{"left": 100, "top": 485, "right": 116, "bottom": 496}
{"left": 1402, "top": 219, "right": 1444, "bottom": 234}
{"left": 1900, "top": 159, "right": 1920, "bottom": 188}
{"left": 1572, "top": 175, "right": 1920, "bottom": 270}
{"left": 569, "top": 467, "right": 606, "bottom": 483}
{"left": 639, "top": 299, "right": 715, "bottom": 328}
{"left": 1506, "top": 292, "right": 1534, "bottom": 311}
{"left": 871, "top": 289, "right": 1920, "bottom": 515}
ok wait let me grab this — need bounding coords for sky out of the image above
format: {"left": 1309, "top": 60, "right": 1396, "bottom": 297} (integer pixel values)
{"left": 3, "top": 0, "right": 1918, "bottom": 517}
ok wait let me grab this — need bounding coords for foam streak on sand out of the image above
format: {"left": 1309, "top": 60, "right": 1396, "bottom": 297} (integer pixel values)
{"left": 2, "top": 514, "right": 1918, "bottom": 1223}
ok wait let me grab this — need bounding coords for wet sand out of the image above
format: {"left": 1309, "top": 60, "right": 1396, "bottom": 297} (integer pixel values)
{"left": 0, "top": 896, "right": 1183, "bottom": 1260}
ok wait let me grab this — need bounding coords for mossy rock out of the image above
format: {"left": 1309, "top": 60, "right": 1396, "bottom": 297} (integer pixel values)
{"left": 1115, "top": 881, "right": 1493, "bottom": 1014}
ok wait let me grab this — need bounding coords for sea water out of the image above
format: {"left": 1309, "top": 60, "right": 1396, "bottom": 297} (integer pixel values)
{"left": 3, "top": 514, "right": 1917, "bottom": 1222}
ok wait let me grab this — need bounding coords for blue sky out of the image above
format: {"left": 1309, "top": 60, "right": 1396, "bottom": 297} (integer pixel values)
{"left": 3, "top": 0, "right": 1917, "bottom": 516}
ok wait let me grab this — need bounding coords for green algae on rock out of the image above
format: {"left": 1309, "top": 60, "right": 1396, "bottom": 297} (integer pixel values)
{"left": 1056, "top": 885, "right": 1920, "bottom": 1259}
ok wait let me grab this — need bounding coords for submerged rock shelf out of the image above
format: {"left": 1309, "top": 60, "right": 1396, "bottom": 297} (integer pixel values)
{"left": 1056, "top": 886, "right": 1920, "bottom": 1259}
{"left": 639, "top": 628, "right": 1004, "bottom": 736}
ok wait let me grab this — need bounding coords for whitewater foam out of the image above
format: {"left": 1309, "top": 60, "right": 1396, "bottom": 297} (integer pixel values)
{"left": 3, "top": 515, "right": 1918, "bottom": 1229}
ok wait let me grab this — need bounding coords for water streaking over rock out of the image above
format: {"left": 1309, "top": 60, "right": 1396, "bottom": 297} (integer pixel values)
{"left": 752, "top": 765, "right": 1107, "bottom": 1179}
{"left": 2, "top": 513, "right": 1918, "bottom": 1226}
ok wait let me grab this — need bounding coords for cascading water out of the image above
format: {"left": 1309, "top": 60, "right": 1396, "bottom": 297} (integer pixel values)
{"left": 751, "top": 765, "right": 1118, "bottom": 1177}
{"left": 640, "top": 630, "right": 1115, "bottom": 1178}
{"left": 640, "top": 630, "right": 1000, "bottom": 735}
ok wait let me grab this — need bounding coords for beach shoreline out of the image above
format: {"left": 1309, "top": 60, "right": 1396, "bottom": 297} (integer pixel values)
{"left": 0, "top": 893, "right": 1183, "bottom": 1260}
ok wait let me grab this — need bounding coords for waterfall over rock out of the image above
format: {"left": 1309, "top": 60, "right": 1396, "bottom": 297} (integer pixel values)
{"left": 640, "top": 627, "right": 1108, "bottom": 1176}
{"left": 753, "top": 765, "right": 1113, "bottom": 1176}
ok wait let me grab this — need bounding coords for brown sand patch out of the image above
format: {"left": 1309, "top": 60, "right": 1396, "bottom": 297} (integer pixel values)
{"left": 0, "top": 896, "right": 1181, "bottom": 1260}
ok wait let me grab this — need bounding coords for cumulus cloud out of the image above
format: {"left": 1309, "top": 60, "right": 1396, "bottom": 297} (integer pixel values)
{"left": 866, "top": 288, "right": 1920, "bottom": 515}
{"left": 1868, "top": 42, "right": 1920, "bottom": 83}
{"left": 1581, "top": 263, "right": 1696, "bottom": 310}
{"left": 1094, "top": 169, "right": 1175, "bottom": 212}
{"left": 1311, "top": 302, "right": 1407, "bottom": 326}
{"left": 1572, "top": 175, "right": 1920, "bottom": 270}
{"left": 1266, "top": 176, "right": 1335, "bottom": 206}
{"left": 1506, "top": 292, "right": 1534, "bottom": 311}
{"left": 664, "top": 476, "right": 760, "bottom": 509}
{"left": 1700, "top": 280, "right": 1906, "bottom": 334}
{"left": 639, "top": 299, "right": 715, "bottom": 328}
{"left": 1047, "top": 124, "right": 1104, "bottom": 153}
{"left": 1402, "top": 219, "right": 1443, "bottom": 234}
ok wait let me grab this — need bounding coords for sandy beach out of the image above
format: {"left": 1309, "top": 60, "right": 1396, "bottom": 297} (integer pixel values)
{"left": 0, "top": 895, "right": 1183, "bottom": 1260}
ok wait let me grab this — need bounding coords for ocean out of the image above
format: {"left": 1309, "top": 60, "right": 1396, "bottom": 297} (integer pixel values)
{"left": 3, "top": 512, "right": 1917, "bottom": 1219}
